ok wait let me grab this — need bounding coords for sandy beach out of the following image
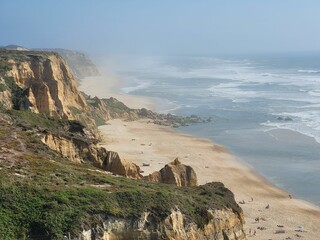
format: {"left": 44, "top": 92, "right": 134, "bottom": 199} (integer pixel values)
{"left": 81, "top": 76, "right": 320, "bottom": 240}
{"left": 79, "top": 74, "right": 156, "bottom": 111}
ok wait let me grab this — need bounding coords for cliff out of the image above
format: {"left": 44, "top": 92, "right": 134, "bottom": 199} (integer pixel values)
{"left": 0, "top": 49, "right": 97, "bottom": 136}
{"left": 0, "top": 50, "right": 246, "bottom": 240}
{"left": 38, "top": 48, "right": 100, "bottom": 80}
{"left": 79, "top": 206, "right": 245, "bottom": 240}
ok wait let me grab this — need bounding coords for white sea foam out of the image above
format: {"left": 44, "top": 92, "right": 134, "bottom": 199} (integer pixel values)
{"left": 298, "top": 69, "right": 320, "bottom": 73}
{"left": 262, "top": 110, "right": 320, "bottom": 144}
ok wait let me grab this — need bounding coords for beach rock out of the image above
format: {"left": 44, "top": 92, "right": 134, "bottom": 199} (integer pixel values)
{"left": 144, "top": 157, "right": 198, "bottom": 186}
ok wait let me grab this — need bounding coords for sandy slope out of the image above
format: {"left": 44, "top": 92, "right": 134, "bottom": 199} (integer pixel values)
{"left": 81, "top": 75, "right": 320, "bottom": 240}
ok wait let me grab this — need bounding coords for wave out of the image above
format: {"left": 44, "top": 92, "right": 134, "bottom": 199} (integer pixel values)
{"left": 261, "top": 110, "right": 320, "bottom": 144}
{"left": 298, "top": 69, "right": 320, "bottom": 74}
{"left": 120, "top": 76, "right": 151, "bottom": 94}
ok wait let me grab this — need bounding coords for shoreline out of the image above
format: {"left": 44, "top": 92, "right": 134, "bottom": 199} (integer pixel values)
{"left": 81, "top": 75, "right": 320, "bottom": 239}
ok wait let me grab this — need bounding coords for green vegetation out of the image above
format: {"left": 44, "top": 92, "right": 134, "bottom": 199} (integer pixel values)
{"left": 0, "top": 111, "right": 240, "bottom": 239}
{"left": 8, "top": 109, "right": 70, "bottom": 132}
{"left": 0, "top": 49, "right": 59, "bottom": 63}
{"left": 91, "top": 111, "right": 106, "bottom": 126}
{"left": 0, "top": 61, "right": 12, "bottom": 76}
{"left": 4, "top": 77, "right": 27, "bottom": 110}
{"left": 102, "top": 97, "right": 131, "bottom": 113}
{"left": 0, "top": 156, "right": 239, "bottom": 239}
{"left": 0, "top": 82, "right": 7, "bottom": 92}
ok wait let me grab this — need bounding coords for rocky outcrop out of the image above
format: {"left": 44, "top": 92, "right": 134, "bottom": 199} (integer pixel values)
{"left": 103, "top": 151, "right": 142, "bottom": 179}
{"left": 78, "top": 207, "right": 246, "bottom": 240}
{"left": 144, "top": 158, "right": 198, "bottom": 187}
{"left": 84, "top": 94, "right": 208, "bottom": 127}
{"left": 41, "top": 133, "right": 142, "bottom": 179}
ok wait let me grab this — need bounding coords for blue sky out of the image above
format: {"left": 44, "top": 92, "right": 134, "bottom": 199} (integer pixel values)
{"left": 1, "top": 0, "right": 320, "bottom": 55}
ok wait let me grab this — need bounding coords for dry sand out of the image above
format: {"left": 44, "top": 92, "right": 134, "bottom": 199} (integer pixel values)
{"left": 81, "top": 75, "right": 320, "bottom": 240}
{"left": 78, "top": 75, "right": 156, "bottom": 111}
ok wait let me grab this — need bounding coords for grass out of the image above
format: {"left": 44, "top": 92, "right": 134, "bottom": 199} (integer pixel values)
{"left": 0, "top": 60, "right": 12, "bottom": 77}
{"left": 91, "top": 112, "right": 106, "bottom": 126}
{"left": 0, "top": 119, "right": 241, "bottom": 239}
{"left": 0, "top": 82, "right": 7, "bottom": 92}
{"left": 8, "top": 109, "right": 69, "bottom": 132}
{"left": 0, "top": 147, "right": 241, "bottom": 240}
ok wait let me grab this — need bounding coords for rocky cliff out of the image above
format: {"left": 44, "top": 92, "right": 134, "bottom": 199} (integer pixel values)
{"left": 1, "top": 50, "right": 86, "bottom": 117}
{"left": 79, "top": 206, "right": 245, "bottom": 240}
{"left": 0, "top": 49, "right": 97, "bottom": 136}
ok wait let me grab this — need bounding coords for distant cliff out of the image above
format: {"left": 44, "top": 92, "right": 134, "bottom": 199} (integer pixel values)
{"left": 39, "top": 48, "right": 99, "bottom": 80}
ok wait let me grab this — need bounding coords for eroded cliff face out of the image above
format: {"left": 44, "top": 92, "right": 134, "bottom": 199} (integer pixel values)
{"left": 41, "top": 133, "right": 142, "bottom": 179}
{"left": 5, "top": 53, "right": 87, "bottom": 119}
{"left": 78, "top": 208, "right": 246, "bottom": 240}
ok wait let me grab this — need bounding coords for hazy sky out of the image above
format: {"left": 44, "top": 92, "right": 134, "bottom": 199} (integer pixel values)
{"left": 1, "top": 0, "right": 320, "bottom": 56}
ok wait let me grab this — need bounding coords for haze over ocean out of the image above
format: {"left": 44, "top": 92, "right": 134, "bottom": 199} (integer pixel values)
{"left": 101, "top": 53, "right": 320, "bottom": 205}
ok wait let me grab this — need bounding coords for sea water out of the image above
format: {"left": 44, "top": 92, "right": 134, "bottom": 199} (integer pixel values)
{"left": 105, "top": 53, "right": 320, "bottom": 205}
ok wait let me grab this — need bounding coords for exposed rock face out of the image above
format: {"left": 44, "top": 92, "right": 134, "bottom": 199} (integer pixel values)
{"left": 78, "top": 208, "right": 246, "bottom": 240}
{"left": 5, "top": 53, "right": 87, "bottom": 119}
{"left": 103, "top": 151, "right": 142, "bottom": 179}
{"left": 0, "top": 88, "right": 12, "bottom": 109}
{"left": 41, "top": 133, "right": 142, "bottom": 179}
{"left": 42, "top": 134, "right": 88, "bottom": 164}
{"left": 0, "top": 50, "right": 98, "bottom": 137}
{"left": 145, "top": 158, "right": 198, "bottom": 187}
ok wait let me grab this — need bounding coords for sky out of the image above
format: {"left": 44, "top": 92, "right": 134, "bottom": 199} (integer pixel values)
{"left": 1, "top": 0, "right": 320, "bottom": 56}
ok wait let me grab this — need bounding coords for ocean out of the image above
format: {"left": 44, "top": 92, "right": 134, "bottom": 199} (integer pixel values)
{"left": 103, "top": 53, "right": 320, "bottom": 206}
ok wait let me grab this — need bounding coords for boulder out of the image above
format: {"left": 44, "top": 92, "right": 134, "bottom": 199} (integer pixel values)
{"left": 103, "top": 151, "right": 142, "bottom": 179}
{"left": 144, "top": 157, "right": 197, "bottom": 187}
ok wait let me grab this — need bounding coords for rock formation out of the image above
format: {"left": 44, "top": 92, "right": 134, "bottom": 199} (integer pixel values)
{"left": 84, "top": 93, "right": 206, "bottom": 127}
{"left": 41, "top": 133, "right": 142, "bottom": 179}
{"left": 78, "top": 206, "right": 245, "bottom": 240}
{"left": 144, "top": 157, "right": 198, "bottom": 187}
{"left": 103, "top": 151, "right": 142, "bottom": 179}
{"left": 0, "top": 50, "right": 97, "bottom": 136}
{"left": 4, "top": 52, "right": 87, "bottom": 118}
